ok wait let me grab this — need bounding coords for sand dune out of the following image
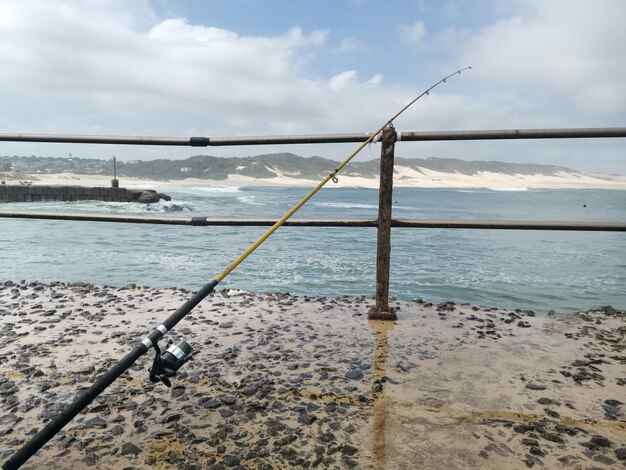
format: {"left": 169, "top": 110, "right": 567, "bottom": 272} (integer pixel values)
{"left": 6, "top": 166, "right": 626, "bottom": 189}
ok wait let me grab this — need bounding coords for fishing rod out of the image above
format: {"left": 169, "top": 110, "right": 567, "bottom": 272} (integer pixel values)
{"left": 2, "top": 66, "right": 470, "bottom": 470}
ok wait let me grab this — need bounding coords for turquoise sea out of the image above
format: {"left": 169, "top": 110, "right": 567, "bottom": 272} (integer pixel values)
{"left": 1, "top": 185, "right": 625, "bottom": 314}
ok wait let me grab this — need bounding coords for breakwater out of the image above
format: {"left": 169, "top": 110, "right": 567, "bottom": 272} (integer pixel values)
{"left": 0, "top": 184, "right": 170, "bottom": 203}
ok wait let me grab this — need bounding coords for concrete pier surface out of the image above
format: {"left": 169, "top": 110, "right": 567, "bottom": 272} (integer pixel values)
{"left": 1, "top": 282, "right": 624, "bottom": 469}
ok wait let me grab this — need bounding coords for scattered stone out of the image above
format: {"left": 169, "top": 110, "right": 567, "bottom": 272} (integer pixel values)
{"left": 342, "top": 444, "right": 358, "bottom": 456}
{"left": 589, "top": 435, "right": 612, "bottom": 448}
{"left": 602, "top": 401, "right": 623, "bottom": 419}
{"left": 160, "top": 413, "right": 181, "bottom": 424}
{"left": 111, "top": 424, "right": 124, "bottom": 436}
{"left": 524, "top": 454, "right": 542, "bottom": 467}
{"left": 344, "top": 370, "right": 363, "bottom": 381}
{"left": 521, "top": 438, "right": 539, "bottom": 447}
{"left": 539, "top": 430, "right": 564, "bottom": 444}
{"left": 298, "top": 413, "right": 316, "bottom": 425}
{"left": 537, "top": 397, "right": 557, "bottom": 405}
{"left": 83, "top": 416, "right": 107, "bottom": 428}
{"left": 525, "top": 383, "right": 546, "bottom": 391}
{"left": 436, "top": 301, "right": 456, "bottom": 311}
{"left": 120, "top": 442, "right": 142, "bottom": 456}
{"left": 529, "top": 446, "right": 546, "bottom": 457}
{"left": 544, "top": 408, "right": 560, "bottom": 418}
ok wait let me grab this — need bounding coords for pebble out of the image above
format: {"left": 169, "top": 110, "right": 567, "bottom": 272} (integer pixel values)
{"left": 298, "top": 412, "right": 317, "bottom": 425}
{"left": 589, "top": 435, "right": 612, "bottom": 448}
{"left": 221, "top": 455, "right": 240, "bottom": 467}
{"left": 344, "top": 370, "right": 363, "bottom": 381}
{"left": 602, "top": 399, "right": 623, "bottom": 416}
{"left": 521, "top": 438, "right": 539, "bottom": 447}
{"left": 525, "top": 383, "right": 546, "bottom": 391}
{"left": 160, "top": 413, "right": 181, "bottom": 424}
{"left": 341, "top": 444, "right": 358, "bottom": 456}
{"left": 120, "top": 442, "right": 142, "bottom": 456}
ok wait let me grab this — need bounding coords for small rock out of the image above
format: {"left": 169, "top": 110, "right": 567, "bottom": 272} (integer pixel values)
{"left": 222, "top": 455, "right": 241, "bottom": 467}
{"left": 298, "top": 413, "right": 316, "bottom": 425}
{"left": 161, "top": 413, "right": 181, "bottom": 424}
{"left": 602, "top": 402, "right": 623, "bottom": 419}
{"left": 524, "top": 454, "right": 541, "bottom": 467}
{"left": 344, "top": 370, "right": 363, "bottom": 381}
{"left": 84, "top": 416, "right": 107, "bottom": 428}
{"left": 120, "top": 442, "right": 142, "bottom": 456}
{"left": 544, "top": 408, "right": 560, "bottom": 418}
{"left": 111, "top": 424, "right": 124, "bottom": 436}
{"left": 342, "top": 444, "right": 359, "bottom": 456}
{"left": 529, "top": 446, "right": 547, "bottom": 457}
{"left": 537, "top": 397, "right": 557, "bottom": 405}
{"left": 525, "top": 383, "right": 546, "bottom": 391}
{"left": 521, "top": 438, "right": 539, "bottom": 447}
{"left": 589, "top": 435, "right": 612, "bottom": 448}
{"left": 540, "top": 431, "right": 564, "bottom": 444}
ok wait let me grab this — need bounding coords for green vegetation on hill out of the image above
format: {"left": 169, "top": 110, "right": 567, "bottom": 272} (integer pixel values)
{"left": 0, "top": 153, "right": 577, "bottom": 181}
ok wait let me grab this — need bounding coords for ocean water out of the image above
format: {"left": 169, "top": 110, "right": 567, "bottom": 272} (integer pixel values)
{"left": 1, "top": 185, "right": 625, "bottom": 314}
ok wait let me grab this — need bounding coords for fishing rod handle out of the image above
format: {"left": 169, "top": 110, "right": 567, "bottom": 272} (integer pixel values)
{"left": 2, "top": 346, "right": 145, "bottom": 470}
{"left": 3, "top": 280, "right": 218, "bottom": 469}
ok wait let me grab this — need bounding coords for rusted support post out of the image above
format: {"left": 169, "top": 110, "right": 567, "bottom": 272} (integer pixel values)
{"left": 369, "top": 126, "right": 397, "bottom": 320}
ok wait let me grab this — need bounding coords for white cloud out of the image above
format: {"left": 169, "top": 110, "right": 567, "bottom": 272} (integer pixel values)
{"left": 368, "top": 75, "right": 383, "bottom": 86}
{"left": 397, "top": 21, "right": 427, "bottom": 45}
{"left": 329, "top": 71, "right": 358, "bottom": 90}
{"left": 0, "top": 0, "right": 624, "bottom": 173}
{"left": 459, "top": 0, "right": 626, "bottom": 115}
{"left": 0, "top": 1, "right": 332, "bottom": 129}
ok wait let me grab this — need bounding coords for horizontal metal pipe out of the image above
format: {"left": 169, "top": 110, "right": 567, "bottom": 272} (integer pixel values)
{"left": 1, "top": 211, "right": 625, "bottom": 231}
{"left": 400, "top": 128, "right": 626, "bottom": 141}
{"left": 0, "top": 133, "right": 374, "bottom": 146}
{"left": 1, "top": 128, "right": 625, "bottom": 147}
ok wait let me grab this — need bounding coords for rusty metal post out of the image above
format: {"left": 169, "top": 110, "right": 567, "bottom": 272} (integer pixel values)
{"left": 369, "top": 126, "right": 397, "bottom": 320}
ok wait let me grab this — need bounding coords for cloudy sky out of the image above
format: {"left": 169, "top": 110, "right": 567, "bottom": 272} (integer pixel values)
{"left": 0, "top": 0, "right": 624, "bottom": 173}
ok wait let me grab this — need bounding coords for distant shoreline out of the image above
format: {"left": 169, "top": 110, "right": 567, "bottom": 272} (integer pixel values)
{"left": 4, "top": 168, "right": 626, "bottom": 189}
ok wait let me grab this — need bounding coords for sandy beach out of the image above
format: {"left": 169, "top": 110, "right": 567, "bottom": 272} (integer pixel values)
{"left": 4, "top": 168, "right": 626, "bottom": 189}
{"left": 1, "top": 282, "right": 624, "bottom": 469}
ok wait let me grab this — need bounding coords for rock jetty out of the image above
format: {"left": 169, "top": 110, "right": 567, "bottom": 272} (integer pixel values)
{"left": 0, "top": 185, "right": 170, "bottom": 204}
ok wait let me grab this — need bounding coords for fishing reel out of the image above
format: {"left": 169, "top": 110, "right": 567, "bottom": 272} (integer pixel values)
{"left": 149, "top": 339, "right": 193, "bottom": 387}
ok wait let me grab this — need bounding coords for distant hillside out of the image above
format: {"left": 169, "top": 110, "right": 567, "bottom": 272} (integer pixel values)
{"left": 0, "top": 153, "right": 578, "bottom": 181}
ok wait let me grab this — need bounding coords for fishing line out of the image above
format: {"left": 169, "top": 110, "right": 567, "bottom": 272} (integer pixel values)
{"left": 2, "top": 66, "right": 470, "bottom": 470}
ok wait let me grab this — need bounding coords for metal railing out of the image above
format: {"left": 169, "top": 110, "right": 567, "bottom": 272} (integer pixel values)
{"left": 2, "top": 126, "right": 625, "bottom": 314}
{"left": 2, "top": 211, "right": 625, "bottom": 231}
{"left": 1, "top": 127, "right": 626, "bottom": 146}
